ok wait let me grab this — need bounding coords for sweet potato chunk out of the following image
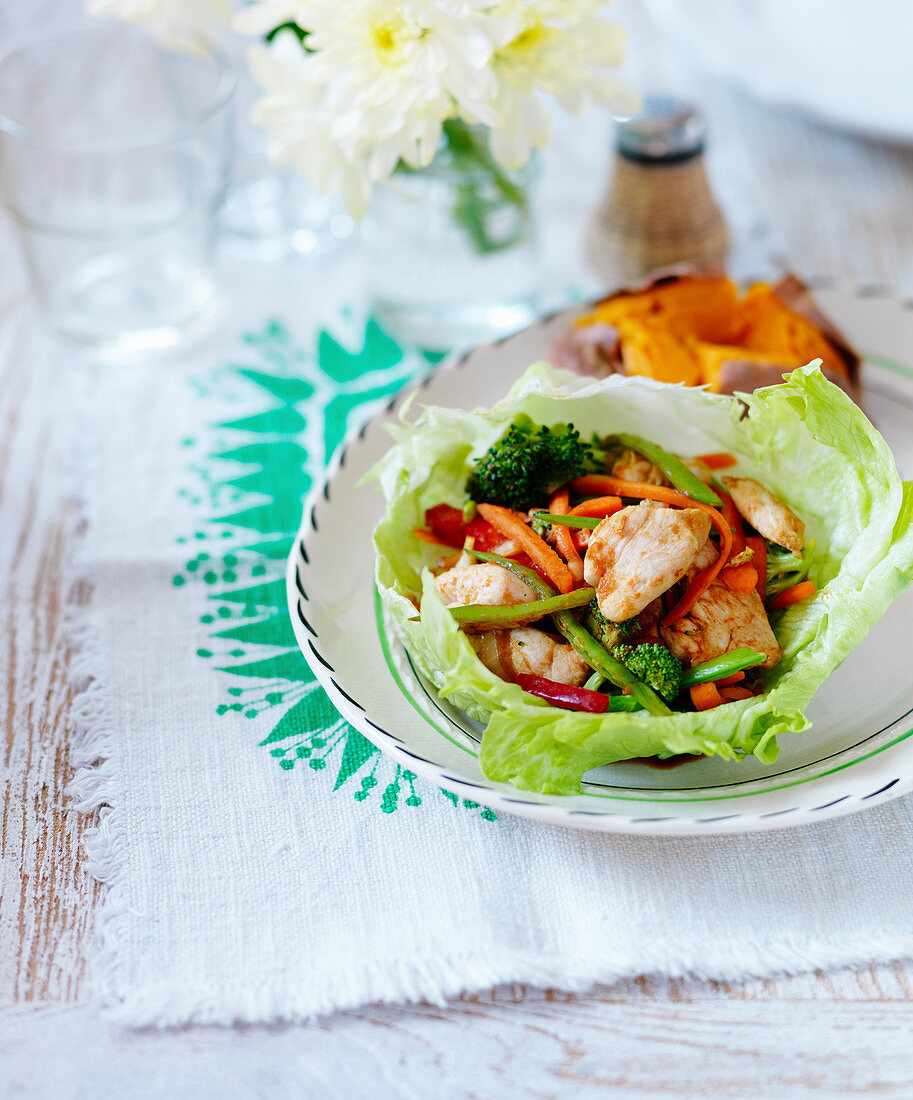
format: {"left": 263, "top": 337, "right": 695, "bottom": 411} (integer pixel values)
{"left": 617, "top": 322, "right": 702, "bottom": 386}
{"left": 737, "top": 284, "right": 848, "bottom": 376}
{"left": 578, "top": 274, "right": 742, "bottom": 344}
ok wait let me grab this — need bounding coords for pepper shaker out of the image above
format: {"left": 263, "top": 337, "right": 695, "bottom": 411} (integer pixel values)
{"left": 586, "top": 95, "right": 728, "bottom": 285}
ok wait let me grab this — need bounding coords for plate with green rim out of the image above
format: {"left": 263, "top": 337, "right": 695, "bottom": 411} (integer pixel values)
{"left": 287, "top": 284, "right": 913, "bottom": 835}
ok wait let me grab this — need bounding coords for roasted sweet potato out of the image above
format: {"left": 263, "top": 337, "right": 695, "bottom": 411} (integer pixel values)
{"left": 576, "top": 272, "right": 742, "bottom": 344}
{"left": 552, "top": 269, "right": 861, "bottom": 402}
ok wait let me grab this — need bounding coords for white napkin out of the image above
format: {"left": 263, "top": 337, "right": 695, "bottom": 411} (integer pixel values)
{"left": 69, "top": 270, "right": 913, "bottom": 1027}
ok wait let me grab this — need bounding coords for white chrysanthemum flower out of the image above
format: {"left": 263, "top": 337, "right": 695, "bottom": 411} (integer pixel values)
{"left": 244, "top": 0, "right": 514, "bottom": 175}
{"left": 87, "top": 0, "right": 231, "bottom": 53}
{"left": 240, "top": 0, "right": 636, "bottom": 216}
{"left": 248, "top": 33, "right": 373, "bottom": 217}
{"left": 487, "top": 0, "right": 640, "bottom": 169}
{"left": 233, "top": 1, "right": 305, "bottom": 37}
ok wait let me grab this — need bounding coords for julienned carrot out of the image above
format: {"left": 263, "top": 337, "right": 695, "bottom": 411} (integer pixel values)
{"left": 690, "top": 682, "right": 722, "bottom": 711}
{"left": 476, "top": 502, "right": 575, "bottom": 594}
{"left": 719, "top": 686, "right": 754, "bottom": 702}
{"left": 715, "top": 671, "right": 745, "bottom": 687}
{"left": 767, "top": 580, "right": 817, "bottom": 610}
{"left": 746, "top": 536, "right": 767, "bottom": 598}
{"left": 694, "top": 452, "right": 737, "bottom": 470}
{"left": 569, "top": 495, "right": 623, "bottom": 519}
{"left": 414, "top": 527, "right": 459, "bottom": 549}
{"left": 719, "top": 491, "right": 746, "bottom": 560}
{"left": 569, "top": 475, "right": 733, "bottom": 624}
{"left": 549, "top": 489, "right": 584, "bottom": 582}
{"left": 722, "top": 562, "right": 758, "bottom": 591}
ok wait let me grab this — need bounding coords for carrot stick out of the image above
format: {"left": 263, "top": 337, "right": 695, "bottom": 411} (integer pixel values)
{"left": 549, "top": 488, "right": 584, "bottom": 582}
{"left": 746, "top": 536, "right": 767, "bottom": 598}
{"left": 719, "top": 686, "right": 754, "bottom": 702}
{"left": 722, "top": 563, "right": 758, "bottom": 591}
{"left": 715, "top": 671, "right": 745, "bottom": 687}
{"left": 414, "top": 527, "right": 459, "bottom": 549}
{"left": 569, "top": 475, "right": 732, "bottom": 624}
{"left": 690, "top": 682, "right": 722, "bottom": 710}
{"left": 476, "top": 503, "right": 575, "bottom": 594}
{"left": 767, "top": 580, "right": 817, "bottom": 610}
{"left": 694, "top": 452, "right": 737, "bottom": 470}
{"left": 568, "top": 495, "right": 623, "bottom": 518}
{"left": 719, "top": 491, "right": 745, "bottom": 560}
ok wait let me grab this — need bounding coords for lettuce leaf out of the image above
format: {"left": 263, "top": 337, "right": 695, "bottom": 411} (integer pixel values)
{"left": 372, "top": 362, "right": 913, "bottom": 795}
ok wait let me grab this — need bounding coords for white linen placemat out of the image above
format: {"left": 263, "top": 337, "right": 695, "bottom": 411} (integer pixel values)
{"left": 68, "top": 267, "right": 913, "bottom": 1027}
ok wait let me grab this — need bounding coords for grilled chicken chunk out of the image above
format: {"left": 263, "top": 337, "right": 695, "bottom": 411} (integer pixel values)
{"left": 470, "top": 628, "right": 591, "bottom": 686}
{"left": 436, "top": 563, "right": 537, "bottom": 633}
{"left": 660, "top": 542, "right": 781, "bottom": 668}
{"left": 611, "top": 450, "right": 665, "bottom": 485}
{"left": 722, "top": 476, "right": 805, "bottom": 556}
{"left": 583, "top": 503, "right": 711, "bottom": 621}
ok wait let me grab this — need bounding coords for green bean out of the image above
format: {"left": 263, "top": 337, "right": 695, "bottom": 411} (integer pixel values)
{"left": 680, "top": 648, "right": 766, "bottom": 687}
{"left": 532, "top": 513, "right": 601, "bottom": 529}
{"left": 449, "top": 588, "right": 595, "bottom": 627}
{"left": 551, "top": 611, "right": 671, "bottom": 716}
{"left": 606, "top": 695, "right": 643, "bottom": 712}
{"left": 612, "top": 432, "right": 722, "bottom": 507}
{"left": 463, "top": 547, "right": 670, "bottom": 715}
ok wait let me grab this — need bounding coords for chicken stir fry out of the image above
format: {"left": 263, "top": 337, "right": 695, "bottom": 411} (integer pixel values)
{"left": 470, "top": 628, "right": 592, "bottom": 686}
{"left": 414, "top": 420, "right": 817, "bottom": 717}
{"left": 660, "top": 542, "right": 782, "bottom": 669}
{"left": 583, "top": 504, "right": 710, "bottom": 621}
{"left": 722, "top": 476, "right": 805, "bottom": 556}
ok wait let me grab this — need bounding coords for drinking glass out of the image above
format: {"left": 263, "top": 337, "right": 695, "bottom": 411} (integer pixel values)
{"left": 0, "top": 21, "right": 235, "bottom": 361}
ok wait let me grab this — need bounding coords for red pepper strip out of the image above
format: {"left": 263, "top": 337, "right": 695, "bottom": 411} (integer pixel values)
{"left": 414, "top": 527, "right": 459, "bottom": 549}
{"left": 745, "top": 536, "right": 767, "bottom": 598}
{"left": 425, "top": 504, "right": 504, "bottom": 552}
{"left": 515, "top": 674, "right": 610, "bottom": 714}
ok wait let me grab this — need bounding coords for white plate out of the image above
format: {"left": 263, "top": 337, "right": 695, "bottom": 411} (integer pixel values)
{"left": 287, "top": 285, "right": 913, "bottom": 835}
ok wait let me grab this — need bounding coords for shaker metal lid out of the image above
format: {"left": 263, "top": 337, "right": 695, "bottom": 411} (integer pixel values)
{"left": 617, "top": 95, "right": 706, "bottom": 163}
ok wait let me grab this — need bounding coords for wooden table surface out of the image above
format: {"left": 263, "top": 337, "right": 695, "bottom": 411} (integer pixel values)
{"left": 3, "top": 5, "right": 913, "bottom": 1096}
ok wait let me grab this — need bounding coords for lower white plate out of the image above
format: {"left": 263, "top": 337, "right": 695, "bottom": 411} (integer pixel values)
{"left": 288, "top": 285, "right": 913, "bottom": 834}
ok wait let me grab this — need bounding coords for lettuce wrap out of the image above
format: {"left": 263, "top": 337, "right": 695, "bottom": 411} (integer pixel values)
{"left": 372, "top": 362, "right": 913, "bottom": 795}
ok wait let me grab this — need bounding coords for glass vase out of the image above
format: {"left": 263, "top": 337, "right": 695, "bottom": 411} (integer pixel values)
{"left": 366, "top": 125, "right": 539, "bottom": 350}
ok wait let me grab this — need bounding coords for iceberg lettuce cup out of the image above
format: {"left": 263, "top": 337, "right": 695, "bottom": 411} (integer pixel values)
{"left": 372, "top": 362, "right": 913, "bottom": 795}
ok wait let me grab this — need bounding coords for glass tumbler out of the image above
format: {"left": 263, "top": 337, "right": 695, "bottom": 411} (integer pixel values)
{"left": 0, "top": 22, "right": 235, "bottom": 360}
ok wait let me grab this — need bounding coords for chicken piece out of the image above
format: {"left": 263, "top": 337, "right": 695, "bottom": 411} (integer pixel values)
{"left": 470, "top": 628, "right": 591, "bottom": 686}
{"left": 682, "top": 457, "right": 714, "bottom": 485}
{"left": 611, "top": 450, "right": 665, "bottom": 486}
{"left": 722, "top": 476, "right": 805, "bottom": 556}
{"left": 659, "top": 542, "right": 781, "bottom": 669}
{"left": 436, "top": 563, "right": 536, "bottom": 629}
{"left": 583, "top": 505, "right": 711, "bottom": 622}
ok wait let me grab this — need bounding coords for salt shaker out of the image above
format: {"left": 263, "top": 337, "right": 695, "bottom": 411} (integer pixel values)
{"left": 586, "top": 96, "right": 728, "bottom": 285}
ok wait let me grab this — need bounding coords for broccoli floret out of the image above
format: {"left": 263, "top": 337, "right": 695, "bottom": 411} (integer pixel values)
{"left": 466, "top": 418, "right": 592, "bottom": 511}
{"left": 611, "top": 643, "right": 683, "bottom": 701}
{"left": 584, "top": 599, "right": 639, "bottom": 651}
